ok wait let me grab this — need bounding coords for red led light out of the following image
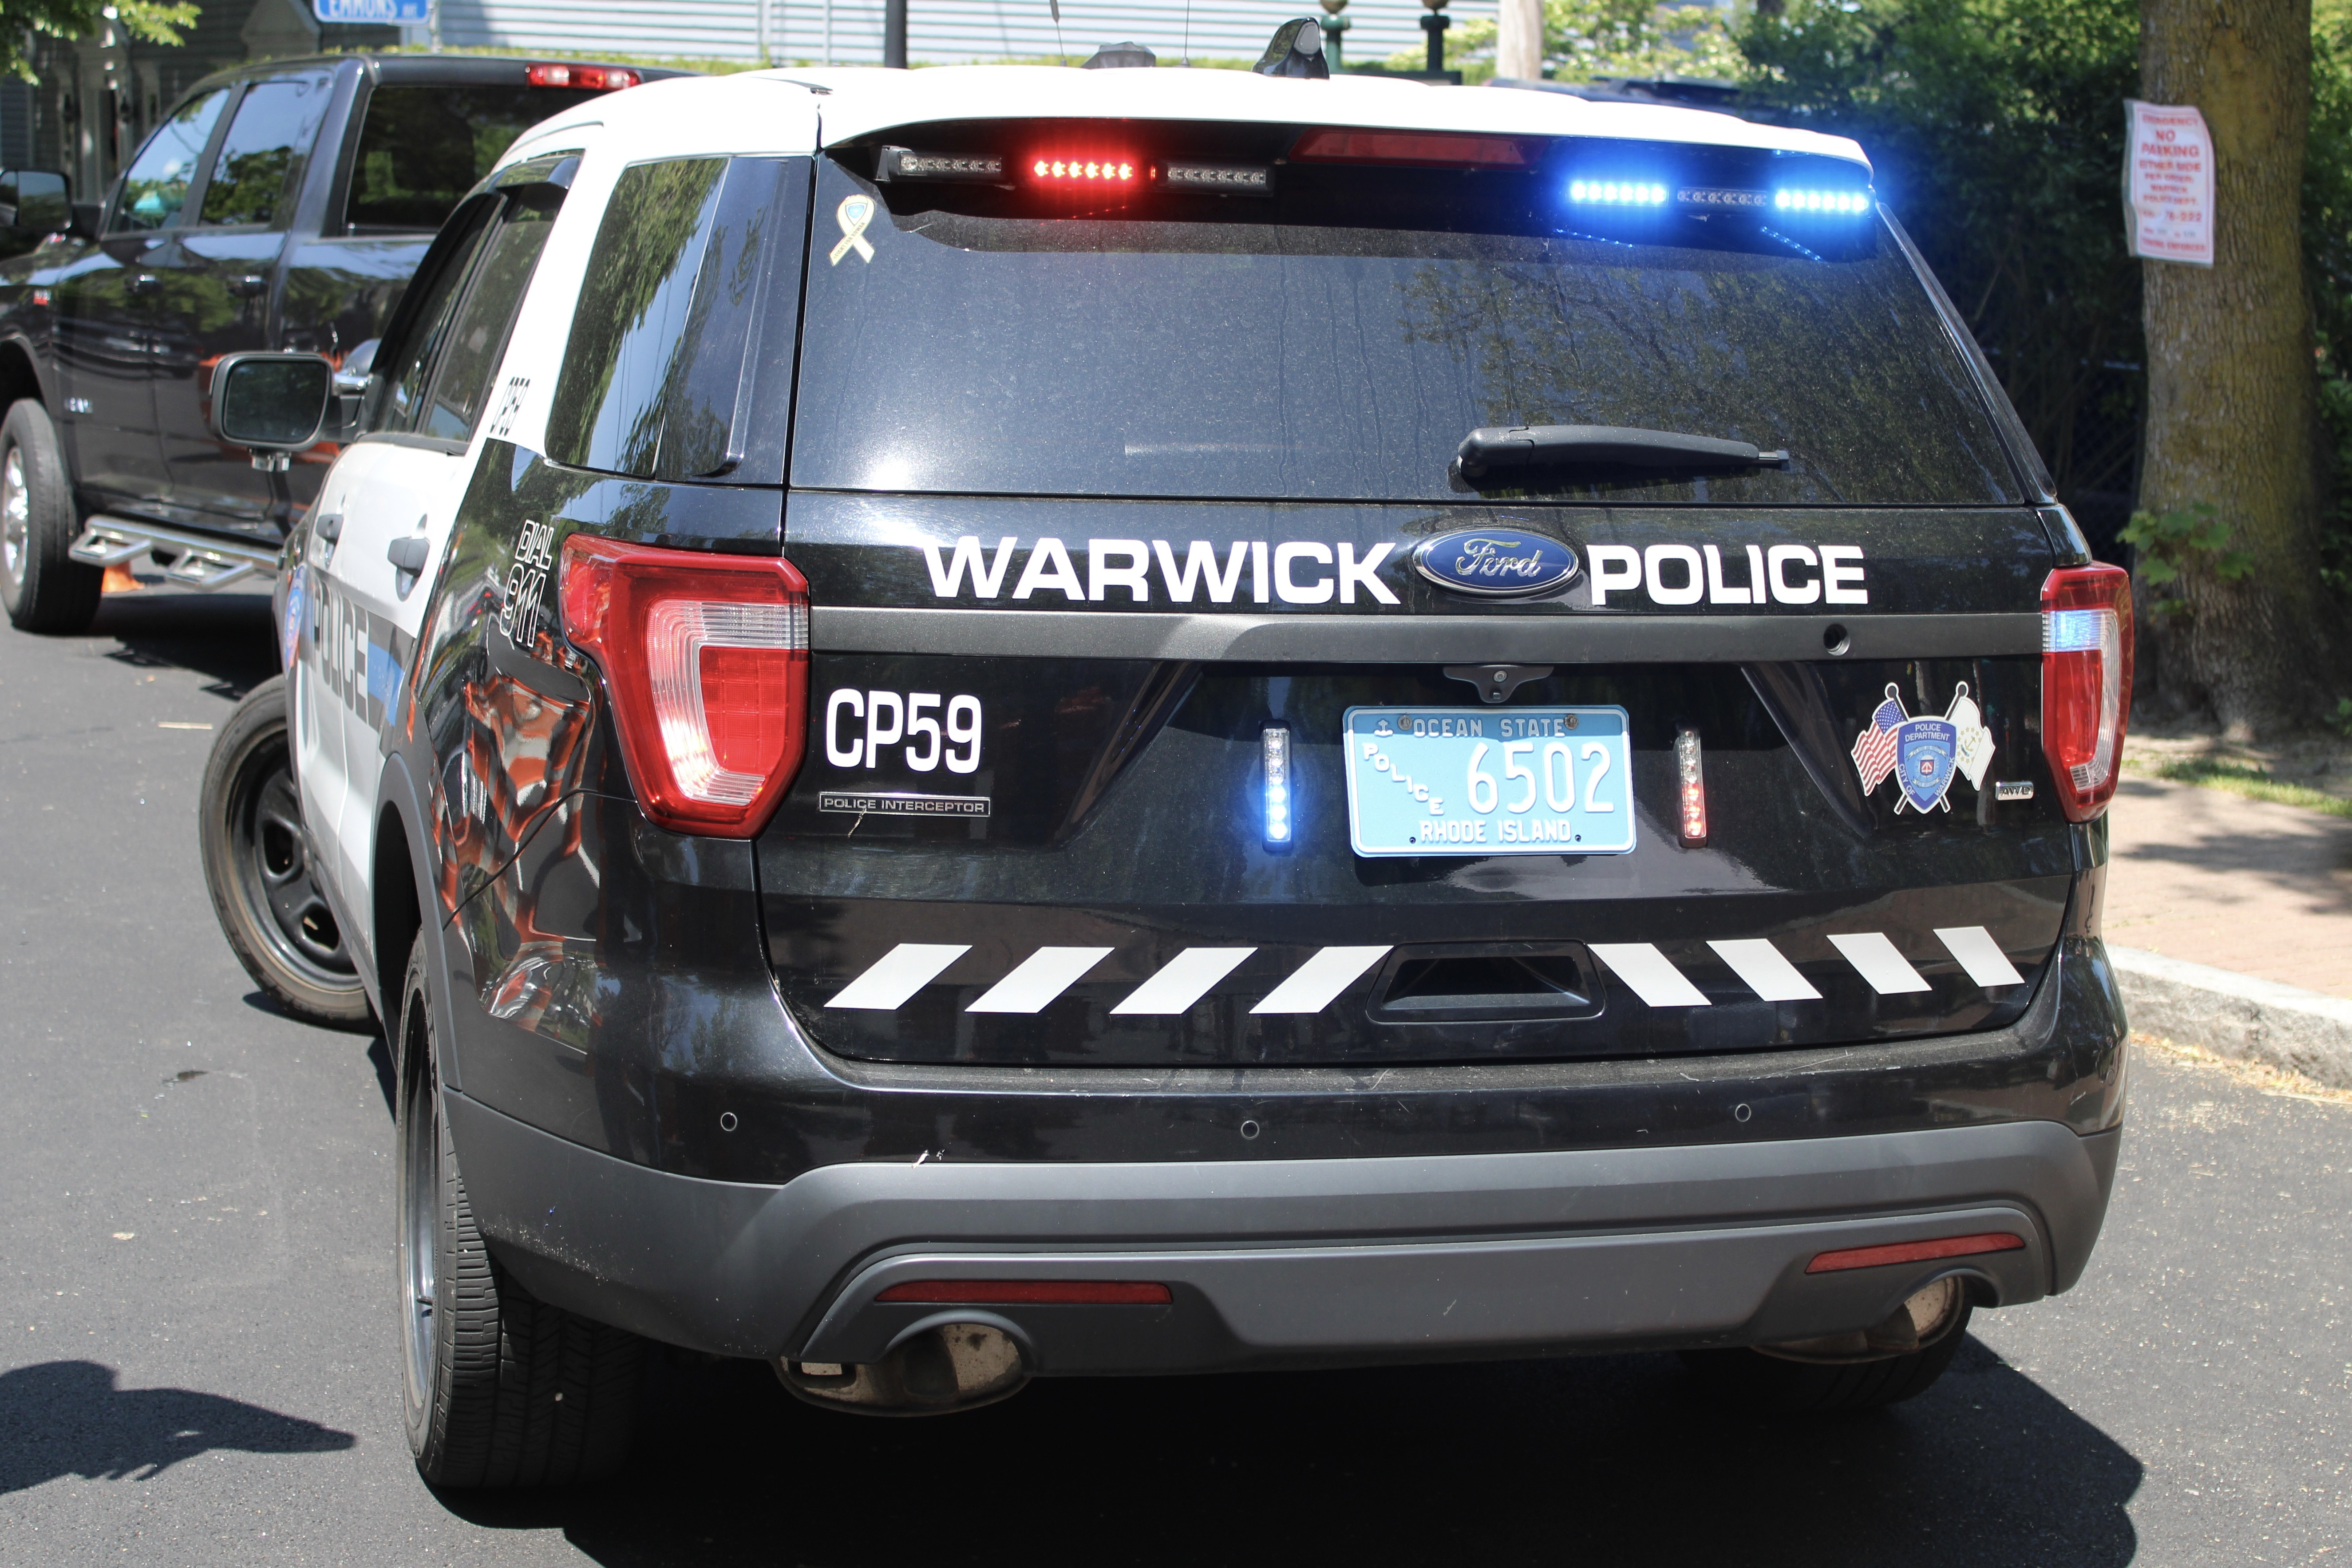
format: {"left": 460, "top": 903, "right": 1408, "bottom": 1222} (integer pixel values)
{"left": 1292, "top": 128, "right": 1530, "bottom": 167}
{"left": 1805, "top": 1233, "right": 2025, "bottom": 1274}
{"left": 876, "top": 1280, "right": 1173, "bottom": 1305}
{"left": 1028, "top": 155, "right": 1138, "bottom": 185}
{"left": 528, "top": 63, "right": 640, "bottom": 89}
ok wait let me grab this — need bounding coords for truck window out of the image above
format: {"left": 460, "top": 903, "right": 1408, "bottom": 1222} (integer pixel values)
{"left": 111, "top": 88, "right": 227, "bottom": 233}
{"left": 199, "top": 72, "right": 336, "bottom": 229}
{"left": 344, "top": 85, "right": 604, "bottom": 233}
{"left": 546, "top": 157, "right": 803, "bottom": 483}
{"left": 416, "top": 188, "right": 564, "bottom": 442}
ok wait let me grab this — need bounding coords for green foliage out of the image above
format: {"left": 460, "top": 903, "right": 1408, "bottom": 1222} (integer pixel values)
{"left": 2119, "top": 502, "right": 2256, "bottom": 616}
{"left": 1730, "top": 0, "right": 2143, "bottom": 497}
{"left": 2329, "top": 696, "right": 2352, "bottom": 739}
{"left": 2, "top": 0, "right": 198, "bottom": 79}
{"left": 2132, "top": 755, "right": 2352, "bottom": 818}
{"left": 1386, "top": 0, "right": 1739, "bottom": 84}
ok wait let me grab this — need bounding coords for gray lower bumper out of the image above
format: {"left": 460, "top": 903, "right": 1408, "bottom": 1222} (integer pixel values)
{"left": 449, "top": 1092, "right": 2120, "bottom": 1371}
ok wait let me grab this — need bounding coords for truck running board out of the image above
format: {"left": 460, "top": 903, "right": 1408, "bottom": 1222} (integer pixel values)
{"left": 70, "top": 517, "right": 281, "bottom": 592}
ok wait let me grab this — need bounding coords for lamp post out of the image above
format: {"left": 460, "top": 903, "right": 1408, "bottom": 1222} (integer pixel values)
{"left": 1419, "top": 0, "right": 1450, "bottom": 75}
{"left": 1319, "top": 0, "right": 1350, "bottom": 73}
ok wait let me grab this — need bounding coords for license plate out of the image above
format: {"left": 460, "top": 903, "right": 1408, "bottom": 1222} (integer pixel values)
{"left": 1341, "top": 705, "right": 1637, "bottom": 857}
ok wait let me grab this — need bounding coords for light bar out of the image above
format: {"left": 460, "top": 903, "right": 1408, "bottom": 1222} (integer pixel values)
{"left": 1569, "top": 179, "right": 1669, "bottom": 206}
{"left": 1772, "top": 189, "right": 1873, "bottom": 215}
{"left": 1806, "top": 1232, "right": 2025, "bottom": 1274}
{"left": 1675, "top": 727, "right": 1707, "bottom": 846}
{"left": 1164, "top": 161, "right": 1273, "bottom": 195}
{"left": 876, "top": 1280, "right": 1173, "bottom": 1305}
{"left": 526, "top": 63, "right": 639, "bottom": 89}
{"left": 1263, "top": 725, "right": 1292, "bottom": 848}
{"left": 880, "top": 146, "right": 1005, "bottom": 183}
{"left": 1029, "top": 155, "right": 1138, "bottom": 184}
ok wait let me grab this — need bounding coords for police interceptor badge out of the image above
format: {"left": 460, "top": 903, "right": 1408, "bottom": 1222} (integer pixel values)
{"left": 1851, "top": 683, "right": 1994, "bottom": 813}
{"left": 1411, "top": 528, "right": 1579, "bottom": 598}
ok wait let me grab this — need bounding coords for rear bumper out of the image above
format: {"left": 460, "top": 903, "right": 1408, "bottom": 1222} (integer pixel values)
{"left": 453, "top": 1090, "right": 2121, "bottom": 1372}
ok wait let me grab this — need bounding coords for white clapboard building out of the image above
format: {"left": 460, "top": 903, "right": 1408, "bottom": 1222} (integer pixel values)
{"left": 427, "top": 0, "right": 1448, "bottom": 68}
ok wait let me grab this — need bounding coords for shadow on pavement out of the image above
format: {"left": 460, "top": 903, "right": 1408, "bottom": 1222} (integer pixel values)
{"left": 0, "top": 1360, "right": 356, "bottom": 1495}
{"left": 89, "top": 590, "right": 280, "bottom": 701}
{"left": 444, "top": 1336, "right": 2141, "bottom": 1566}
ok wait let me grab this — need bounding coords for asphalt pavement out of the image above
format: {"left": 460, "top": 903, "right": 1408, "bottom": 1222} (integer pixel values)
{"left": 3, "top": 588, "right": 2348, "bottom": 1567}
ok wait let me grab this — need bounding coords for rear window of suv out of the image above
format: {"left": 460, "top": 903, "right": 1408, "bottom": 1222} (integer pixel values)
{"left": 344, "top": 85, "right": 605, "bottom": 232}
{"left": 790, "top": 127, "right": 2022, "bottom": 507}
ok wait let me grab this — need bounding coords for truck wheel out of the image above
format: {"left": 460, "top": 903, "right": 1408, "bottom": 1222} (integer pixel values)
{"left": 199, "top": 676, "right": 373, "bottom": 1028}
{"left": 0, "top": 400, "right": 100, "bottom": 634}
{"left": 396, "top": 931, "right": 644, "bottom": 1488}
{"left": 1680, "top": 1302, "right": 1973, "bottom": 1415}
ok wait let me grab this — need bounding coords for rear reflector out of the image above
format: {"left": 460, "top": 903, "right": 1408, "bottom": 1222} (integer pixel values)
{"left": 2041, "top": 562, "right": 2134, "bottom": 822}
{"left": 876, "top": 1280, "right": 1173, "bottom": 1305}
{"left": 1292, "top": 128, "right": 1530, "bottom": 167}
{"left": 560, "top": 535, "right": 809, "bottom": 837}
{"left": 1805, "top": 1232, "right": 2025, "bottom": 1274}
{"left": 527, "top": 63, "right": 640, "bottom": 89}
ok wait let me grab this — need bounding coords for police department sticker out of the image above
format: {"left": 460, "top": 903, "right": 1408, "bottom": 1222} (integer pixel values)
{"left": 1850, "top": 683, "right": 1994, "bottom": 813}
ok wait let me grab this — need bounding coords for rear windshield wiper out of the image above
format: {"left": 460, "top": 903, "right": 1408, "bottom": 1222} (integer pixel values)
{"left": 1456, "top": 423, "right": 1791, "bottom": 482}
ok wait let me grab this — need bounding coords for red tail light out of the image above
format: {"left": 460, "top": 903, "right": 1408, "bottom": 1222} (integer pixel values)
{"left": 2041, "top": 563, "right": 2134, "bottom": 822}
{"left": 1028, "top": 154, "right": 1139, "bottom": 184}
{"left": 559, "top": 535, "right": 808, "bottom": 837}
{"left": 1806, "top": 1232, "right": 2025, "bottom": 1273}
{"left": 1291, "top": 128, "right": 1530, "bottom": 167}
{"left": 528, "top": 63, "right": 641, "bottom": 90}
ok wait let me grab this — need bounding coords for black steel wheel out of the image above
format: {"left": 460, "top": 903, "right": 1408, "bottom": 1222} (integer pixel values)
{"left": 199, "top": 675, "right": 373, "bottom": 1027}
{"left": 396, "top": 931, "right": 644, "bottom": 1488}
{"left": 0, "top": 399, "right": 100, "bottom": 634}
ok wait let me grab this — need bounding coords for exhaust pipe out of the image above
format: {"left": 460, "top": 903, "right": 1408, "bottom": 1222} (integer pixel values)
{"left": 1757, "top": 1276, "right": 1969, "bottom": 1365}
{"left": 779, "top": 1319, "right": 1031, "bottom": 1416}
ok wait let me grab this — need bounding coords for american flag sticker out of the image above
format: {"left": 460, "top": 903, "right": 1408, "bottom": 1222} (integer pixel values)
{"left": 1850, "top": 688, "right": 1905, "bottom": 792}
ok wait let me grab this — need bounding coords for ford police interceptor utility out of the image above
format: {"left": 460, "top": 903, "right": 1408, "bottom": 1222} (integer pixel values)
{"left": 196, "top": 52, "right": 2134, "bottom": 1487}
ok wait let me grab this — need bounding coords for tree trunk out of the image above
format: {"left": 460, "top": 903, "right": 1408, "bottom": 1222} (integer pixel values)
{"left": 2139, "top": 0, "right": 2329, "bottom": 738}
{"left": 1497, "top": 0, "right": 1545, "bottom": 81}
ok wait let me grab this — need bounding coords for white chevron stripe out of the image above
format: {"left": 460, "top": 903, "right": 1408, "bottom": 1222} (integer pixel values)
{"left": 1935, "top": 926, "right": 2026, "bottom": 988}
{"left": 826, "top": 943, "right": 970, "bottom": 1009}
{"left": 1827, "top": 932, "right": 1931, "bottom": 995}
{"left": 965, "top": 946, "right": 1114, "bottom": 1013}
{"left": 1590, "top": 944, "right": 1712, "bottom": 1008}
{"left": 1706, "top": 939, "right": 1822, "bottom": 1002}
{"left": 1110, "top": 948, "right": 1255, "bottom": 1015}
{"left": 1250, "top": 946, "right": 1392, "bottom": 1015}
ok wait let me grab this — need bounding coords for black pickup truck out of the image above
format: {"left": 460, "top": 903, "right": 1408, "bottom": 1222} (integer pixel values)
{"left": 0, "top": 52, "right": 672, "bottom": 632}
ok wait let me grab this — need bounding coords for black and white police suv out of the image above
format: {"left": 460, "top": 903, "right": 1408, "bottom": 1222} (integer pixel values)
{"left": 197, "top": 51, "right": 2135, "bottom": 1486}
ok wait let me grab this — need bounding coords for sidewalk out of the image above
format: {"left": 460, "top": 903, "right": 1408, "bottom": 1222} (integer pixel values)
{"left": 2104, "top": 774, "right": 2352, "bottom": 1000}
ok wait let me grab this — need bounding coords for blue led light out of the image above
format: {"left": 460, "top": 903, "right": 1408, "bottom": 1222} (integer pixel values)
{"left": 1262, "top": 725, "right": 1293, "bottom": 848}
{"left": 1771, "top": 189, "right": 1873, "bottom": 216}
{"left": 1568, "top": 179, "right": 1669, "bottom": 206}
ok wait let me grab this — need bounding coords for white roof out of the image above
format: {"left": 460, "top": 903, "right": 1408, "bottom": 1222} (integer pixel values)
{"left": 509, "top": 65, "right": 1870, "bottom": 174}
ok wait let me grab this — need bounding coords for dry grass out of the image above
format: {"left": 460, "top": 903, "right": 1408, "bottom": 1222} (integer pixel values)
{"left": 2131, "top": 1030, "right": 2352, "bottom": 1109}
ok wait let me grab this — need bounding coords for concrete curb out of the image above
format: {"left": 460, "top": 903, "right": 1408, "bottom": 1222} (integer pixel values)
{"left": 2111, "top": 946, "right": 2352, "bottom": 1090}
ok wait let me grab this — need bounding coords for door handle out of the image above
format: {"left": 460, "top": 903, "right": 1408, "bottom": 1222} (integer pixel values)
{"left": 387, "top": 536, "right": 430, "bottom": 573}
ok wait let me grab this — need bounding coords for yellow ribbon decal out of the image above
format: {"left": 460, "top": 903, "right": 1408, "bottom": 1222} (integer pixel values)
{"left": 830, "top": 194, "right": 877, "bottom": 265}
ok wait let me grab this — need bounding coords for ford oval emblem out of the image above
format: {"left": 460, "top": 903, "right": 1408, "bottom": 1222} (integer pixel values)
{"left": 1411, "top": 528, "right": 1580, "bottom": 599}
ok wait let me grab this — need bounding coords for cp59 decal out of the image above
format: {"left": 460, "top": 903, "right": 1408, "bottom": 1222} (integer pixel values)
{"left": 825, "top": 689, "right": 984, "bottom": 774}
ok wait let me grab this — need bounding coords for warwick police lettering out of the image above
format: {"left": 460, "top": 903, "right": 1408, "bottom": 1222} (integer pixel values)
{"left": 920, "top": 536, "right": 1402, "bottom": 606}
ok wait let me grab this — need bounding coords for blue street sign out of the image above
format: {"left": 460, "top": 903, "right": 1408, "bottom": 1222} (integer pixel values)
{"left": 313, "top": 0, "right": 430, "bottom": 21}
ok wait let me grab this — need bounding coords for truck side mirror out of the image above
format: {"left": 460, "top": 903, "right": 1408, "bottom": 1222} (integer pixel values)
{"left": 0, "top": 170, "right": 70, "bottom": 237}
{"left": 211, "top": 352, "right": 334, "bottom": 472}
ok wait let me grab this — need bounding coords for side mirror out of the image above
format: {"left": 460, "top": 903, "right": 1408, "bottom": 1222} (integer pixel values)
{"left": 0, "top": 170, "right": 70, "bottom": 237}
{"left": 210, "top": 352, "right": 334, "bottom": 472}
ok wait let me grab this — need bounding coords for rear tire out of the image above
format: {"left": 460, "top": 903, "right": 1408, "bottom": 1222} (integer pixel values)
{"left": 199, "top": 676, "right": 372, "bottom": 1028}
{"left": 1679, "top": 1304, "right": 1973, "bottom": 1414}
{"left": 396, "top": 931, "right": 644, "bottom": 1488}
{"left": 0, "top": 400, "right": 99, "bottom": 634}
